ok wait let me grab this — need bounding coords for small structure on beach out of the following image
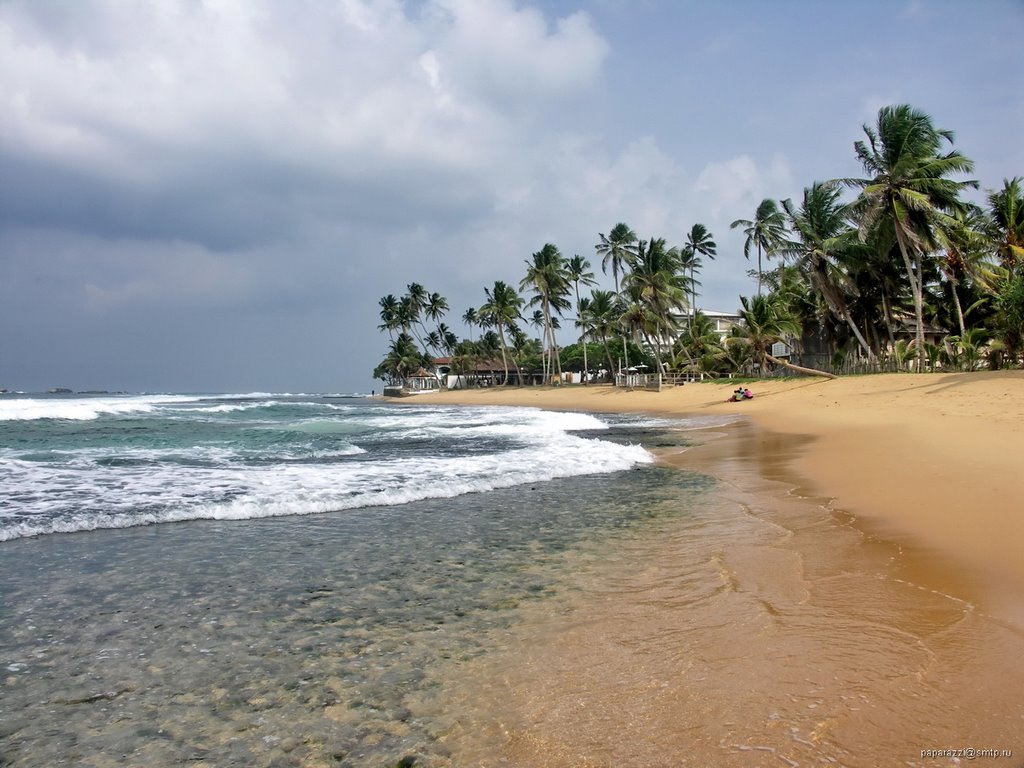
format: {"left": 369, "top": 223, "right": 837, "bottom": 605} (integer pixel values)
{"left": 382, "top": 367, "right": 441, "bottom": 397}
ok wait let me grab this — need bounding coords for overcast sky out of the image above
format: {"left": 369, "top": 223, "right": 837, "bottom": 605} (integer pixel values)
{"left": 2, "top": 0, "right": 1021, "bottom": 393}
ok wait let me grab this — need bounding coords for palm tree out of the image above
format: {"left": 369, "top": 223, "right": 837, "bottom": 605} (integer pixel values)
{"left": 620, "top": 237, "right": 688, "bottom": 371}
{"left": 781, "top": 182, "right": 875, "bottom": 359}
{"left": 674, "top": 310, "right": 725, "bottom": 374}
{"left": 567, "top": 255, "right": 597, "bottom": 382}
{"left": 585, "top": 289, "right": 623, "bottom": 377}
{"left": 595, "top": 223, "right": 639, "bottom": 294}
{"left": 479, "top": 280, "right": 524, "bottom": 385}
{"left": 377, "top": 294, "right": 400, "bottom": 340}
{"left": 731, "top": 199, "right": 788, "bottom": 295}
{"left": 462, "top": 307, "right": 479, "bottom": 345}
{"left": 436, "top": 323, "right": 459, "bottom": 356}
{"left": 729, "top": 293, "right": 837, "bottom": 378}
{"left": 843, "top": 104, "right": 976, "bottom": 371}
{"left": 935, "top": 204, "right": 996, "bottom": 338}
{"left": 424, "top": 292, "right": 449, "bottom": 338}
{"left": 987, "top": 177, "right": 1024, "bottom": 271}
{"left": 398, "top": 284, "right": 433, "bottom": 356}
{"left": 373, "top": 332, "right": 429, "bottom": 386}
{"left": 521, "top": 244, "right": 571, "bottom": 382}
{"left": 405, "top": 282, "right": 427, "bottom": 325}
{"left": 680, "top": 224, "right": 717, "bottom": 320}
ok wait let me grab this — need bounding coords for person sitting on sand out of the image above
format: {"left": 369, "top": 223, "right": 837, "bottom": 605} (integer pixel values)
{"left": 728, "top": 387, "right": 754, "bottom": 402}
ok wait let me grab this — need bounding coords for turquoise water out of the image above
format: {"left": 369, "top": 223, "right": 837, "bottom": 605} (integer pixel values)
{"left": 0, "top": 394, "right": 716, "bottom": 767}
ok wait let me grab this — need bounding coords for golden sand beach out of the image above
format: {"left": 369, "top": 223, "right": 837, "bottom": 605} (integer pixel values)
{"left": 421, "top": 371, "right": 1024, "bottom": 767}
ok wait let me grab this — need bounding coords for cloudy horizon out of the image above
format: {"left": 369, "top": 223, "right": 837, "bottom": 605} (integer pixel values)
{"left": 2, "top": 0, "right": 1021, "bottom": 393}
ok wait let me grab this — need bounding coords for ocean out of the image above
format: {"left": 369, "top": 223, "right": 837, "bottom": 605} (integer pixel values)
{"left": 0, "top": 393, "right": 718, "bottom": 767}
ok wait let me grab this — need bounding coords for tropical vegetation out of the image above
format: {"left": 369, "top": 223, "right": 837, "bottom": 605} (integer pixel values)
{"left": 373, "top": 104, "right": 1023, "bottom": 388}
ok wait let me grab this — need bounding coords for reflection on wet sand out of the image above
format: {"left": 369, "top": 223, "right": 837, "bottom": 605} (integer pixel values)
{"left": 442, "top": 421, "right": 1024, "bottom": 767}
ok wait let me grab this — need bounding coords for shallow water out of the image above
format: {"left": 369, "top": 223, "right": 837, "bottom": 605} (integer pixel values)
{"left": 0, "top": 459, "right": 712, "bottom": 767}
{"left": 441, "top": 421, "right": 1024, "bottom": 767}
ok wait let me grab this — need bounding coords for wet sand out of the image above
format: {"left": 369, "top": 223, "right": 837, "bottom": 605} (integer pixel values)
{"left": 422, "top": 372, "right": 1024, "bottom": 766}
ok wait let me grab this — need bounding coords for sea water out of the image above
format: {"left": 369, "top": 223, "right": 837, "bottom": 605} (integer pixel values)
{"left": 0, "top": 393, "right": 720, "bottom": 766}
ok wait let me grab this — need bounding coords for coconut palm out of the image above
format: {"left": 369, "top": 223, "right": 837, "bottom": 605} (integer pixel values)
{"left": 595, "top": 223, "right": 639, "bottom": 294}
{"left": 674, "top": 310, "right": 725, "bottom": 373}
{"left": 377, "top": 294, "right": 400, "bottom": 340}
{"left": 986, "top": 177, "right": 1024, "bottom": 271}
{"left": 397, "top": 284, "right": 435, "bottom": 356}
{"left": 479, "top": 280, "right": 524, "bottom": 385}
{"left": 405, "top": 282, "right": 427, "bottom": 326}
{"left": 946, "top": 327, "right": 990, "bottom": 371}
{"left": 424, "top": 292, "right": 449, "bottom": 335}
{"left": 567, "top": 255, "right": 597, "bottom": 382}
{"left": 731, "top": 199, "right": 788, "bottom": 295}
{"left": 620, "top": 237, "right": 688, "bottom": 371}
{"left": 373, "top": 332, "right": 429, "bottom": 386}
{"left": 462, "top": 307, "right": 479, "bottom": 345}
{"left": 521, "top": 244, "right": 571, "bottom": 381}
{"left": 781, "top": 182, "right": 875, "bottom": 359}
{"left": 728, "top": 293, "right": 837, "bottom": 378}
{"left": 584, "top": 289, "right": 623, "bottom": 377}
{"left": 934, "top": 204, "right": 997, "bottom": 338}
{"left": 843, "top": 104, "right": 976, "bottom": 371}
{"left": 680, "top": 224, "right": 717, "bottom": 320}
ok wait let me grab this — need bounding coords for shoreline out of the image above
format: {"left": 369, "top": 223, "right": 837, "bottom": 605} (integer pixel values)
{"left": 420, "top": 370, "right": 1024, "bottom": 627}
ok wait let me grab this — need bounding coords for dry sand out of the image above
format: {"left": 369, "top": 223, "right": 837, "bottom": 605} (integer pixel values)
{"left": 425, "top": 370, "right": 1024, "bottom": 623}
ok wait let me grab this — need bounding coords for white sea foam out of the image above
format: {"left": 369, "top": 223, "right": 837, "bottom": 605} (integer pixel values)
{"left": 0, "top": 395, "right": 200, "bottom": 421}
{"left": 0, "top": 402, "right": 653, "bottom": 540}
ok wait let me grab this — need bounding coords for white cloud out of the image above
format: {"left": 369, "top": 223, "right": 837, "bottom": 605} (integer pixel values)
{"left": 0, "top": 0, "right": 607, "bottom": 185}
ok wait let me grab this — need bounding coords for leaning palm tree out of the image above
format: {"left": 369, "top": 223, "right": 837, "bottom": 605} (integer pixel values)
{"left": 729, "top": 293, "right": 836, "bottom": 378}
{"left": 567, "top": 255, "right": 597, "bottom": 382}
{"left": 781, "top": 182, "right": 875, "bottom": 360}
{"left": 521, "top": 244, "right": 571, "bottom": 381}
{"left": 479, "top": 280, "right": 525, "bottom": 385}
{"left": 731, "top": 199, "right": 788, "bottom": 296}
{"left": 595, "top": 223, "right": 639, "bottom": 295}
{"left": 680, "top": 224, "right": 717, "bottom": 321}
{"left": 843, "top": 104, "right": 976, "bottom": 371}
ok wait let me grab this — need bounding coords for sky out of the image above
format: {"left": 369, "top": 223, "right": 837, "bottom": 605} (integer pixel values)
{"left": 1, "top": 0, "right": 1022, "bottom": 394}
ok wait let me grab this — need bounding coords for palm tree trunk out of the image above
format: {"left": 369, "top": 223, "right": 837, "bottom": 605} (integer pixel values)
{"left": 757, "top": 243, "right": 763, "bottom": 296}
{"left": 893, "top": 223, "right": 926, "bottom": 372}
{"left": 843, "top": 312, "right": 875, "bottom": 360}
{"left": 766, "top": 354, "right": 837, "bottom": 379}
{"left": 951, "top": 280, "right": 967, "bottom": 338}
{"left": 600, "top": 334, "right": 615, "bottom": 380}
{"left": 496, "top": 327, "right": 511, "bottom": 385}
